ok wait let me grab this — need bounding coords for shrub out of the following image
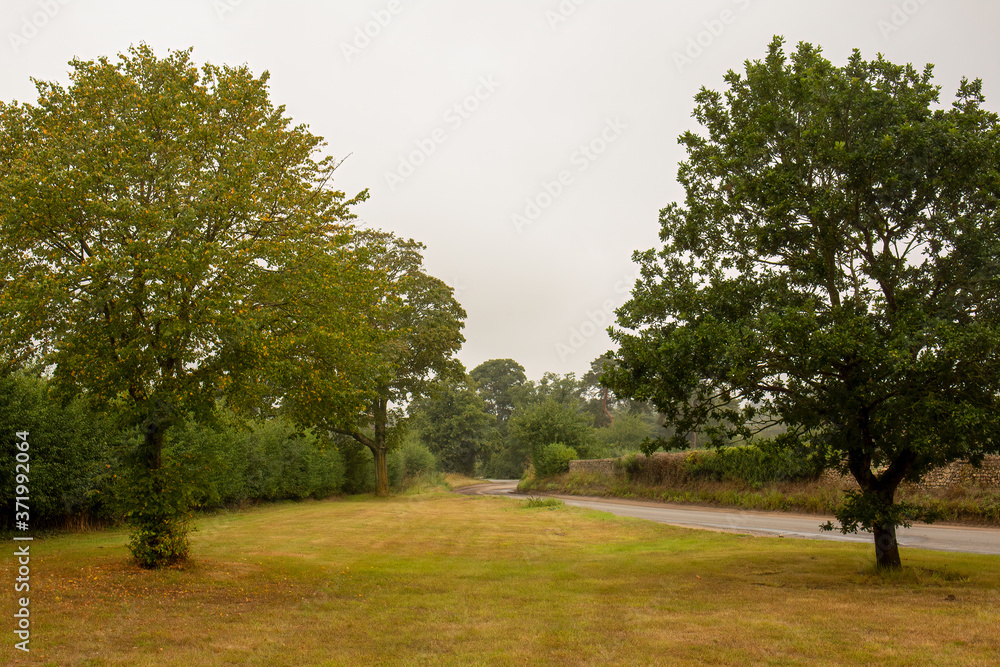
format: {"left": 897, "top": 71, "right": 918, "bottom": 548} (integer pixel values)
{"left": 120, "top": 462, "right": 196, "bottom": 568}
{"left": 593, "top": 412, "right": 659, "bottom": 458}
{"left": 523, "top": 496, "right": 563, "bottom": 508}
{"left": 339, "top": 440, "right": 376, "bottom": 494}
{"left": 388, "top": 437, "right": 438, "bottom": 489}
{"left": 614, "top": 452, "right": 644, "bottom": 480}
{"left": 162, "top": 414, "right": 345, "bottom": 506}
{"left": 685, "top": 441, "right": 823, "bottom": 488}
{"left": 533, "top": 442, "right": 578, "bottom": 478}
{"left": 510, "top": 399, "right": 595, "bottom": 464}
{"left": 0, "top": 373, "right": 119, "bottom": 529}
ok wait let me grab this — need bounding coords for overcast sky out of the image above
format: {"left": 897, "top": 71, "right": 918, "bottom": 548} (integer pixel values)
{"left": 3, "top": 0, "right": 998, "bottom": 381}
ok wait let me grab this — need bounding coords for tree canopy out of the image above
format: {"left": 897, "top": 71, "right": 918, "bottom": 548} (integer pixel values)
{"left": 605, "top": 37, "right": 1000, "bottom": 568}
{"left": 327, "top": 230, "right": 467, "bottom": 495}
{"left": 0, "top": 45, "right": 377, "bottom": 565}
{"left": 469, "top": 358, "right": 526, "bottom": 432}
{"left": 410, "top": 378, "right": 493, "bottom": 476}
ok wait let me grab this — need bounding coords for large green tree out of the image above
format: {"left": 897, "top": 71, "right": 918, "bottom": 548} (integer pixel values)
{"left": 606, "top": 38, "right": 1000, "bottom": 569}
{"left": 327, "top": 231, "right": 466, "bottom": 495}
{"left": 0, "top": 46, "right": 376, "bottom": 566}
{"left": 470, "top": 358, "right": 527, "bottom": 432}
{"left": 509, "top": 397, "right": 595, "bottom": 470}
{"left": 411, "top": 378, "right": 493, "bottom": 476}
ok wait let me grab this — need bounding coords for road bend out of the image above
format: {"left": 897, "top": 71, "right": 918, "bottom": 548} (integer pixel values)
{"left": 459, "top": 480, "right": 1000, "bottom": 556}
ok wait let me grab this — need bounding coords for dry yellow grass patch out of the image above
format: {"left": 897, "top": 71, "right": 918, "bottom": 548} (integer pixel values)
{"left": 3, "top": 492, "right": 998, "bottom": 666}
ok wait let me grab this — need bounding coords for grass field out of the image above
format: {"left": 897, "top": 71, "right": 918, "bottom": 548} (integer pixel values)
{"left": 3, "top": 489, "right": 999, "bottom": 666}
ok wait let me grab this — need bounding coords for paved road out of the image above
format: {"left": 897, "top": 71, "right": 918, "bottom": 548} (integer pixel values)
{"left": 460, "top": 480, "right": 1000, "bottom": 556}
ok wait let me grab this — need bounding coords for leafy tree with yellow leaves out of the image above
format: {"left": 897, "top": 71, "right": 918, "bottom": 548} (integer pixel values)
{"left": 0, "top": 45, "right": 379, "bottom": 566}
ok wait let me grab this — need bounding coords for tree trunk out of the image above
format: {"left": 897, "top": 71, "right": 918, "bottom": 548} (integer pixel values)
{"left": 873, "top": 523, "right": 902, "bottom": 569}
{"left": 373, "top": 445, "right": 389, "bottom": 496}
{"left": 846, "top": 446, "right": 916, "bottom": 571}
{"left": 336, "top": 394, "right": 393, "bottom": 495}
{"left": 141, "top": 418, "right": 164, "bottom": 471}
{"left": 601, "top": 387, "right": 614, "bottom": 427}
{"left": 372, "top": 396, "right": 390, "bottom": 495}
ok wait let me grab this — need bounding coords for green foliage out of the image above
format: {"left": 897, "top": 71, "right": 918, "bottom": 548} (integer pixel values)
{"left": 593, "top": 412, "right": 661, "bottom": 458}
{"left": 0, "top": 373, "right": 118, "bottom": 529}
{"left": 533, "top": 442, "right": 579, "bottom": 478}
{"left": 522, "top": 496, "right": 564, "bottom": 509}
{"left": 143, "top": 413, "right": 346, "bottom": 506}
{"left": 326, "top": 231, "right": 467, "bottom": 495}
{"left": 822, "top": 490, "right": 941, "bottom": 535}
{"left": 241, "top": 420, "right": 344, "bottom": 502}
{"left": 127, "top": 519, "right": 191, "bottom": 570}
{"left": 118, "top": 455, "right": 200, "bottom": 568}
{"left": 613, "top": 452, "right": 644, "bottom": 480}
{"left": 0, "top": 44, "right": 373, "bottom": 426}
{"left": 478, "top": 429, "right": 526, "bottom": 479}
{"left": 339, "top": 439, "right": 377, "bottom": 495}
{"left": 1, "top": 375, "right": 352, "bottom": 532}
{"left": 509, "top": 398, "right": 595, "bottom": 467}
{"left": 607, "top": 37, "right": 1000, "bottom": 566}
{"left": 0, "top": 45, "right": 377, "bottom": 565}
{"left": 685, "top": 441, "right": 823, "bottom": 489}
{"left": 411, "top": 380, "right": 493, "bottom": 476}
{"left": 470, "top": 359, "right": 527, "bottom": 432}
{"left": 387, "top": 436, "right": 438, "bottom": 489}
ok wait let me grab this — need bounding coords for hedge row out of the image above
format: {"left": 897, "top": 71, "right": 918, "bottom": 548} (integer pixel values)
{"left": 613, "top": 443, "right": 823, "bottom": 488}
{"left": 1, "top": 374, "right": 438, "bottom": 529}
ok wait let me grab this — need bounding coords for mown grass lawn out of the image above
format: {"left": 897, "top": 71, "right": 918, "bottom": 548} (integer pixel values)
{"left": 4, "top": 491, "right": 999, "bottom": 666}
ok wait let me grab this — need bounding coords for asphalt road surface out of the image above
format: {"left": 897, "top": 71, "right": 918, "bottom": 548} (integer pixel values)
{"left": 460, "top": 480, "right": 1000, "bottom": 556}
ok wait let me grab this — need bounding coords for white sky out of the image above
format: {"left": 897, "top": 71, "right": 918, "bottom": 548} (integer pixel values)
{"left": 2, "top": 0, "right": 998, "bottom": 381}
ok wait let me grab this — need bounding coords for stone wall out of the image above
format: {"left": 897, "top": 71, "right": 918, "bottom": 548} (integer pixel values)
{"left": 820, "top": 455, "right": 1000, "bottom": 490}
{"left": 572, "top": 454, "right": 1000, "bottom": 491}
{"left": 568, "top": 458, "right": 617, "bottom": 476}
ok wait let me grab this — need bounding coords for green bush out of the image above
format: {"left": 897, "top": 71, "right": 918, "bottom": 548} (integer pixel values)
{"left": 613, "top": 452, "right": 645, "bottom": 480}
{"left": 533, "top": 442, "right": 578, "bottom": 478}
{"left": 522, "top": 496, "right": 563, "bottom": 508}
{"left": 2, "top": 374, "right": 356, "bottom": 531}
{"left": 339, "top": 439, "right": 376, "bottom": 494}
{"left": 594, "top": 412, "right": 659, "bottom": 458}
{"left": 120, "top": 461, "right": 197, "bottom": 568}
{"left": 685, "top": 441, "right": 822, "bottom": 488}
{"left": 0, "top": 373, "right": 119, "bottom": 529}
{"left": 241, "top": 419, "right": 343, "bottom": 501}
{"left": 388, "top": 437, "right": 437, "bottom": 489}
{"left": 510, "top": 399, "right": 595, "bottom": 465}
{"left": 162, "top": 414, "right": 345, "bottom": 506}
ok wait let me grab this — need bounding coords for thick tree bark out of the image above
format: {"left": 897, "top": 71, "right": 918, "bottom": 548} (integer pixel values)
{"left": 847, "top": 445, "right": 916, "bottom": 570}
{"left": 873, "top": 523, "right": 902, "bottom": 569}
